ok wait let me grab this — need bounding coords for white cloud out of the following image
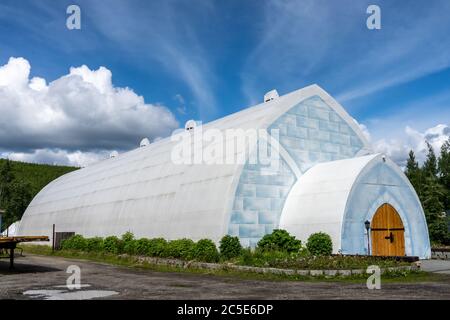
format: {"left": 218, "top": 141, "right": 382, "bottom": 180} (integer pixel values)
{"left": 370, "top": 124, "right": 449, "bottom": 167}
{"left": 0, "top": 57, "right": 179, "bottom": 158}
{"left": 353, "top": 118, "right": 372, "bottom": 143}
{"left": 2, "top": 149, "right": 107, "bottom": 167}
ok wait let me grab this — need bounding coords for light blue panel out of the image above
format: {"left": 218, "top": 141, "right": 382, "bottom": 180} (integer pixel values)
{"left": 296, "top": 116, "right": 319, "bottom": 129}
{"left": 287, "top": 126, "right": 308, "bottom": 139}
{"left": 341, "top": 161, "right": 431, "bottom": 259}
{"left": 329, "top": 112, "right": 344, "bottom": 123}
{"left": 291, "top": 104, "right": 308, "bottom": 116}
{"left": 236, "top": 184, "right": 256, "bottom": 197}
{"left": 264, "top": 224, "right": 276, "bottom": 234}
{"left": 249, "top": 238, "right": 261, "bottom": 247}
{"left": 320, "top": 142, "right": 340, "bottom": 153}
{"left": 232, "top": 197, "right": 243, "bottom": 210}
{"left": 308, "top": 129, "right": 330, "bottom": 141}
{"left": 308, "top": 107, "right": 330, "bottom": 121}
{"left": 280, "top": 136, "right": 306, "bottom": 149}
{"left": 319, "top": 121, "right": 340, "bottom": 133}
{"left": 230, "top": 210, "right": 258, "bottom": 224}
{"left": 339, "top": 145, "right": 355, "bottom": 157}
{"left": 331, "top": 133, "right": 351, "bottom": 145}
{"left": 307, "top": 140, "right": 321, "bottom": 152}
{"left": 239, "top": 225, "right": 266, "bottom": 238}
{"left": 339, "top": 123, "right": 352, "bottom": 134}
{"left": 271, "top": 198, "right": 285, "bottom": 211}
{"left": 228, "top": 224, "right": 239, "bottom": 236}
{"left": 243, "top": 198, "right": 271, "bottom": 211}
{"left": 350, "top": 135, "right": 363, "bottom": 148}
{"left": 256, "top": 185, "right": 279, "bottom": 198}
{"left": 228, "top": 95, "right": 366, "bottom": 247}
{"left": 259, "top": 211, "right": 279, "bottom": 224}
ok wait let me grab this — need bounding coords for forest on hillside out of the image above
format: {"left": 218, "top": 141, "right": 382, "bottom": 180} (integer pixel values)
{"left": 405, "top": 139, "right": 450, "bottom": 245}
{"left": 0, "top": 159, "right": 78, "bottom": 231}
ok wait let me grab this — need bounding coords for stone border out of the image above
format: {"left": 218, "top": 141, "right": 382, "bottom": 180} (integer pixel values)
{"left": 120, "top": 255, "right": 419, "bottom": 277}
{"left": 431, "top": 250, "right": 450, "bottom": 260}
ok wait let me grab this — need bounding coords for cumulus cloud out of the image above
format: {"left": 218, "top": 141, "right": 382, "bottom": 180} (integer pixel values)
{"left": 0, "top": 57, "right": 179, "bottom": 155}
{"left": 1, "top": 149, "right": 108, "bottom": 167}
{"left": 369, "top": 124, "right": 450, "bottom": 167}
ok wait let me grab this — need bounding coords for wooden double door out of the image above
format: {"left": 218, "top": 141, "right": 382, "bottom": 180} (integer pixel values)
{"left": 370, "top": 203, "right": 405, "bottom": 256}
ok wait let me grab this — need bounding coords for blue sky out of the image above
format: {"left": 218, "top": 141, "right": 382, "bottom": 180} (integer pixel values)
{"left": 0, "top": 0, "right": 449, "bottom": 166}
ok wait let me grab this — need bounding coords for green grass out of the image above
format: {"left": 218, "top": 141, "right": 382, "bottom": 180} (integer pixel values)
{"left": 19, "top": 245, "right": 439, "bottom": 283}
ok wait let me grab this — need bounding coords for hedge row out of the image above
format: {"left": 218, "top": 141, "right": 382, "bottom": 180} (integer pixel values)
{"left": 61, "top": 230, "right": 333, "bottom": 263}
{"left": 61, "top": 232, "right": 242, "bottom": 263}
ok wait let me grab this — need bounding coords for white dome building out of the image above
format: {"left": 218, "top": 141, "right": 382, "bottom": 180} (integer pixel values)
{"left": 18, "top": 84, "right": 431, "bottom": 258}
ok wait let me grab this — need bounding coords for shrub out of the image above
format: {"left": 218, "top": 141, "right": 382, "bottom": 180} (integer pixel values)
{"left": 61, "top": 234, "right": 87, "bottom": 251}
{"left": 163, "top": 239, "right": 195, "bottom": 260}
{"left": 238, "top": 248, "right": 254, "bottom": 266}
{"left": 257, "top": 229, "right": 301, "bottom": 253}
{"left": 85, "top": 237, "right": 104, "bottom": 252}
{"left": 219, "top": 235, "right": 242, "bottom": 260}
{"left": 191, "top": 239, "right": 219, "bottom": 262}
{"left": 123, "top": 239, "right": 138, "bottom": 255}
{"left": 135, "top": 238, "right": 152, "bottom": 255}
{"left": 306, "top": 232, "right": 333, "bottom": 256}
{"left": 121, "top": 232, "right": 136, "bottom": 255}
{"left": 103, "top": 236, "right": 122, "bottom": 254}
{"left": 121, "top": 231, "right": 134, "bottom": 242}
{"left": 146, "top": 238, "right": 168, "bottom": 257}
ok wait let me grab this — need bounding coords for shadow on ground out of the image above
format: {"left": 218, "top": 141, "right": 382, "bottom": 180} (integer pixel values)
{"left": 0, "top": 258, "right": 62, "bottom": 275}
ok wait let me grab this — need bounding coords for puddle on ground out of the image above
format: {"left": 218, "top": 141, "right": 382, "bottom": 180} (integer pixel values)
{"left": 23, "top": 286, "right": 118, "bottom": 300}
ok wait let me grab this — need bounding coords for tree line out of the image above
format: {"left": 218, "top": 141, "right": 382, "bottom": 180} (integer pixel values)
{"left": 405, "top": 139, "right": 450, "bottom": 245}
{"left": 0, "top": 159, "right": 78, "bottom": 232}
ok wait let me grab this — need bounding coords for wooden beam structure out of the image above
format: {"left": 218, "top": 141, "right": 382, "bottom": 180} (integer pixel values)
{"left": 0, "top": 236, "right": 49, "bottom": 269}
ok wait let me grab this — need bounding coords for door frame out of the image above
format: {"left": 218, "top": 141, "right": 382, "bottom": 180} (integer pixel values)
{"left": 369, "top": 203, "right": 406, "bottom": 256}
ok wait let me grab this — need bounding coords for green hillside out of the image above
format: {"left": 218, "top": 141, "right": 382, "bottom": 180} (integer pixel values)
{"left": 0, "top": 159, "right": 78, "bottom": 230}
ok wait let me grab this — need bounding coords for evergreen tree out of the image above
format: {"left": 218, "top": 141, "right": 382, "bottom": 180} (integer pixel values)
{"left": 422, "top": 175, "right": 449, "bottom": 244}
{"left": 438, "top": 138, "right": 450, "bottom": 209}
{"left": 405, "top": 150, "right": 423, "bottom": 198}
{"left": 423, "top": 142, "right": 438, "bottom": 177}
{"left": 0, "top": 159, "right": 14, "bottom": 210}
{"left": 3, "top": 180, "right": 32, "bottom": 228}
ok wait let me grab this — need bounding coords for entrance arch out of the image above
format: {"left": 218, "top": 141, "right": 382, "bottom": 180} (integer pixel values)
{"left": 371, "top": 203, "right": 405, "bottom": 256}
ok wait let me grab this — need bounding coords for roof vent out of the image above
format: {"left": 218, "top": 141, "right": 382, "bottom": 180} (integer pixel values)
{"left": 110, "top": 151, "right": 119, "bottom": 158}
{"left": 140, "top": 138, "right": 150, "bottom": 147}
{"left": 185, "top": 120, "right": 196, "bottom": 132}
{"left": 264, "top": 89, "right": 279, "bottom": 103}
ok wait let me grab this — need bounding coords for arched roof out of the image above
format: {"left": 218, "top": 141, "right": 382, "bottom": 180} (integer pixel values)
{"left": 279, "top": 153, "right": 430, "bottom": 258}
{"left": 18, "top": 84, "right": 372, "bottom": 242}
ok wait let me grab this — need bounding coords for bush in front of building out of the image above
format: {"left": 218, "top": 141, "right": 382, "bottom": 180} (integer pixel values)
{"left": 145, "top": 238, "right": 168, "bottom": 257}
{"left": 122, "top": 232, "right": 137, "bottom": 255}
{"left": 219, "top": 235, "right": 243, "bottom": 260}
{"left": 85, "top": 237, "right": 104, "bottom": 252}
{"left": 163, "top": 238, "right": 195, "bottom": 260}
{"left": 306, "top": 232, "right": 333, "bottom": 256}
{"left": 191, "top": 239, "right": 219, "bottom": 262}
{"left": 257, "top": 229, "right": 302, "bottom": 253}
{"left": 103, "top": 236, "right": 122, "bottom": 254}
{"left": 61, "top": 234, "right": 87, "bottom": 251}
{"left": 134, "top": 238, "right": 152, "bottom": 255}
